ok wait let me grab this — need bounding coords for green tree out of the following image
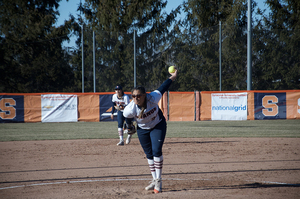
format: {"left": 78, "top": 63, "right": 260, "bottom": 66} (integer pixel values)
{"left": 78, "top": 0, "right": 180, "bottom": 92}
{"left": 252, "top": 0, "right": 300, "bottom": 90}
{"left": 169, "top": 0, "right": 250, "bottom": 91}
{"left": 0, "top": 0, "right": 77, "bottom": 92}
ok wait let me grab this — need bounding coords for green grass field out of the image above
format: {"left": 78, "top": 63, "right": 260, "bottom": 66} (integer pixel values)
{"left": 0, "top": 120, "right": 299, "bottom": 142}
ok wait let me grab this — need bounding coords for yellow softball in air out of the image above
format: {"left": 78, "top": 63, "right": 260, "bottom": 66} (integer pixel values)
{"left": 168, "top": 66, "right": 176, "bottom": 73}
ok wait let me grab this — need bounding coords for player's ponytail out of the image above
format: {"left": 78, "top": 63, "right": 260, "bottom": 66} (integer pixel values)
{"left": 139, "top": 107, "right": 145, "bottom": 119}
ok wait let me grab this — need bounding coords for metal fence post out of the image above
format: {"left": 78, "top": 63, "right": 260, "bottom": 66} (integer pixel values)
{"left": 219, "top": 21, "right": 222, "bottom": 91}
{"left": 93, "top": 31, "right": 96, "bottom": 92}
{"left": 134, "top": 30, "right": 136, "bottom": 88}
{"left": 247, "top": 0, "right": 252, "bottom": 90}
{"left": 82, "top": 24, "right": 84, "bottom": 93}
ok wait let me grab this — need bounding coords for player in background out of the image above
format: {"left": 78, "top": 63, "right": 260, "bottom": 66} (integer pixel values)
{"left": 123, "top": 69, "right": 178, "bottom": 193}
{"left": 111, "top": 85, "right": 131, "bottom": 145}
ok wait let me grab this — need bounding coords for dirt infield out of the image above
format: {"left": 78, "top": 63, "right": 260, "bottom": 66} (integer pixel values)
{"left": 0, "top": 137, "right": 299, "bottom": 199}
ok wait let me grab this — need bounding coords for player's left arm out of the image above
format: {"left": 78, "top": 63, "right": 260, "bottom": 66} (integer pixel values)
{"left": 123, "top": 102, "right": 135, "bottom": 133}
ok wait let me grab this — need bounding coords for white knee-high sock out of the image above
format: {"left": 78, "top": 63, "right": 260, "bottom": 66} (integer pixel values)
{"left": 118, "top": 128, "right": 123, "bottom": 140}
{"left": 154, "top": 155, "right": 163, "bottom": 179}
{"left": 147, "top": 159, "right": 156, "bottom": 179}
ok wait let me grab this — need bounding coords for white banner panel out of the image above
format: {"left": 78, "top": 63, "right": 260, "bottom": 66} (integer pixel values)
{"left": 41, "top": 94, "right": 78, "bottom": 122}
{"left": 211, "top": 93, "right": 247, "bottom": 120}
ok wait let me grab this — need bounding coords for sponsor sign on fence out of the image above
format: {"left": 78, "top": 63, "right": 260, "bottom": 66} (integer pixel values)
{"left": 41, "top": 94, "right": 78, "bottom": 122}
{"left": 211, "top": 93, "right": 247, "bottom": 120}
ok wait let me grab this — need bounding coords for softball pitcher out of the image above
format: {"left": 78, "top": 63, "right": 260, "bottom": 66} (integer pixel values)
{"left": 123, "top": 69, "right": 178, "bottom": 193}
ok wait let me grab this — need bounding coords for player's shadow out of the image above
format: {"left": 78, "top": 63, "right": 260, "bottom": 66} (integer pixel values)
{"left": 167, "top": 182, "right": 300, "bottom": 193}
{"left": 165, "top": 140, "right": 239, "bottom": 144}
{"left": 237, "top": 182, "right": 300, "bottom": 188}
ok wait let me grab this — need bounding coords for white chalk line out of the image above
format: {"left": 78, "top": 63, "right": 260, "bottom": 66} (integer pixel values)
{"left": 0, "top": 178, "right": 297, "bottom": 190}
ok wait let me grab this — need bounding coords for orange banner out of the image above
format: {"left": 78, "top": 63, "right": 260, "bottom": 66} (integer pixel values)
{"left": 158, "top": 92, "right": 168, "bottom": 120}
{"left": 195, "top": 91, "right": 200, "bottom": 121}
{"left": 78, "top": 95, "right": 100, "bottom": 122}
{"left": 200, "top": 92, "right": 211, "bottom": 121}
{"left": 286, "top": 91, "right": 300, "bottom": 119}
{"left": 169, "top": 92, "right": 194, "bottom": 121}
{"left": 24, "top": 95, "right": 41, "bottom": 122}
{"left": 247, "top": 92, "right": 255, "bottom": 120}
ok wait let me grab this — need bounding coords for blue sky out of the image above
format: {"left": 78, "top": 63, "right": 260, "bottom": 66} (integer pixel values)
{"left": 56, "top": 0, "right": 269, "bottom": 47}
{"left": 55, "top": 0, "right": 185, "bottom": 27}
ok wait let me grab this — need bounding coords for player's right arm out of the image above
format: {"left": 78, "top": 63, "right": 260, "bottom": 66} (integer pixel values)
{"left": 111, "top": 94, "right": 116, "bottom": 119}
{"left": 156, "top": 69, "right": 178, "bottom": 95}
{"left": 123, "top": 101, "right": 135, "bottom": 119}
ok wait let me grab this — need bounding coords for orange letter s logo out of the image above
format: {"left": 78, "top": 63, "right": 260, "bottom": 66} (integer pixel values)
{"left": 262, "top": 95, "right": 279, "bottom": 117}
{"left": 0, "top": 98, "right": 16, "bottom": 119}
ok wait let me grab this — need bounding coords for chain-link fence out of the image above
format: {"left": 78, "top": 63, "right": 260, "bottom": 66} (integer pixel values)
{"left": 68, "top": 25, "right": 300, "bottom": 92}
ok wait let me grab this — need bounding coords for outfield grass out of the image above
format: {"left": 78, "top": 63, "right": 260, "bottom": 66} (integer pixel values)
{"left": 0, "top": 120, "right": 299, "bottom": 141}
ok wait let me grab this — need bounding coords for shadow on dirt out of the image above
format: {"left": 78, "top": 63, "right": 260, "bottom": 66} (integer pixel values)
{"left": 165, "top": 140, "right": 238, "bottom": 144}
{"left": 167, "top": 182, "right": 300, "bottom": 193}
